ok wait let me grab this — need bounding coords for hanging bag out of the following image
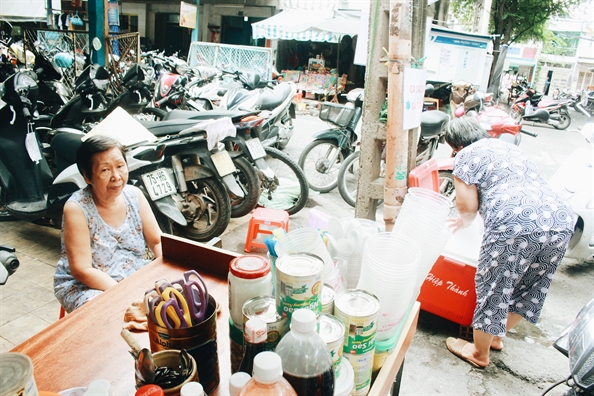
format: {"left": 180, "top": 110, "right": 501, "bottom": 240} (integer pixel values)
{"left": 70, "top": 11, "right": 84, "bottom": 27}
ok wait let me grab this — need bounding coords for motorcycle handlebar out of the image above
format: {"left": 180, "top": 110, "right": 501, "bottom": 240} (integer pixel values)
{"left": 21, "top": 106, "right": 31, "bottom": 119}
{"left": 155, "top": 96, "right": 169, "bottom": 107}
{"left": 520, "top": 129, "right": 538, "bottom": 137}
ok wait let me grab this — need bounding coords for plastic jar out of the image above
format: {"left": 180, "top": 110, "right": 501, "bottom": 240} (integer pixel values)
{"left": 229, "top": 255, "right": 272, "bottom": 329}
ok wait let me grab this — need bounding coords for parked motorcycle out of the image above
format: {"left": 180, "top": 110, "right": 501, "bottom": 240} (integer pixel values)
{"left": 0, "top": 245, "right": 19, "bottom": 286}
{"left": 298, "top": 88, "right": 363, "bottom": 193}
{"left": 510, "top": 87, "right": 571, "bottom": 130}
{"left": 217, "top": 70, "right": 297, "bottom": 149}
{"left": 336, "top": 108, "right": 451, "bottom": 207}
{"left": 542, "top": 297, "right": 594, "bottom": 396}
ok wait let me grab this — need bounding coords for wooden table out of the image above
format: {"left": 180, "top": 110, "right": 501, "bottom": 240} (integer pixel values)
{"left": 12, "top": 234, "right": 420, "bottom": 395}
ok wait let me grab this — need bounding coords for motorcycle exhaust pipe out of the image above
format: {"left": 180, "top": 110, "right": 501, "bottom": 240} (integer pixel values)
{"left": 576, "top": 103, "right": 592, "bottom": 117}
{"left": 520, "top": 129, "right": 538, "bottom": 137}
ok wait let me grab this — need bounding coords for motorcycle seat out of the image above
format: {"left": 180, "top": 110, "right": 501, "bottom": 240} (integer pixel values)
{"left": 537, "top": 100, "right": 556, "bottom": 109}
{"left": 140, "top": 118, "right": 210, "bottom": 137}
{"left": 51, "top": 132, "right": 83, "bottom": 174}
{"left": 162, "top": 109, "right": 250, "bottom": 121}
{"left": 255, "top": 83, "right": 293, "bottom": 111}
{"left": 420, "top": 110, "right": 449, "bottom": 140}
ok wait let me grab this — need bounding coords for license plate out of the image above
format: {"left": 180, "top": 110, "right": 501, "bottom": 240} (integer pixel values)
{"left": 245, "top": 138, "right": 266, "bottom": 160}
{"left": 142, "top": 169, "right": 176, "bottom": 201}
{"left": 210, "top": 150, "right": 236, "bottom": 176}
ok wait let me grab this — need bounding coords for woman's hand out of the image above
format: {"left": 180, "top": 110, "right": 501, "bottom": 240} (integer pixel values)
{"left": 135, "top": 186, "right": 163, "bottom": 258}
{"left": 446, "top": 216, "right": 466, "bottom": 234}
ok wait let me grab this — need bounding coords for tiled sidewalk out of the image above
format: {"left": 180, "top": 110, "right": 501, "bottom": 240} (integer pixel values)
{"left": 0, "top": 220, "right": 62, "bottom": 352}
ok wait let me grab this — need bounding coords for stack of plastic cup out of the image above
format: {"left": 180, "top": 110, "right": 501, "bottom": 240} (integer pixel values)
{"left": 275, "top": 228, "right": 334, "bottom": 273}
{"left": 337, "top": 218, "right": 380, "bottom": 289}
{"left": 391, "top": 187, "right": 453, "bottom": 299}
{"left": 357, "top": 232, "right": 421, "bottom": 341}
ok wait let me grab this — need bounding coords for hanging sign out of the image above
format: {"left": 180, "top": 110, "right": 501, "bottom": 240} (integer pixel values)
{"left": 180, "top": 2, "right": 197, "bottom": 29}
{"left": 107, "top": 1, "right": 119, "bottom": 26}
{"left": 402, "top": 68, "right": 427, "bottom": 130}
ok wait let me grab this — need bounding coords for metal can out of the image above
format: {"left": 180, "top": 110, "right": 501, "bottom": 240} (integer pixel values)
{"left": 334, "top": 289, "right": 380, "bottom": 396}
{"left": 242, "top": 296, "right": 288, "bottom": 351}
{"left": 275, "top": 253, "right": 324, "bottom": 320}
{"left": 321, "top": 283, "right": 335, "bottom": 315}
{"left": 317, "top": 314, "right": 345, "bottom": 377}
{"left": 342, "top": 350, "right": 375, "bottom": 396}
{"left": 0, "top": 352, "right": 38, "bottom": 396}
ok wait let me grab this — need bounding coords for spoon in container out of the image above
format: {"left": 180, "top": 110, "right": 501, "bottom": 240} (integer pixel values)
{"left": 138, "top": 348, "right": 156, "bottom": 384}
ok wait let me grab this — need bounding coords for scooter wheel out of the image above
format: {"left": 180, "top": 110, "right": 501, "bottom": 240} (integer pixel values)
{"left": 552, "top": 112, "right": 571, "bottom": 130}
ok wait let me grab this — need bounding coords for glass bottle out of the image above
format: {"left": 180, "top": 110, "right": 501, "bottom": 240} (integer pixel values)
{"left": 239, "top": 351, "right": 297, "bottom": 396}
{"left": 238, "top": 317, "right": 267, "bottom": 375}
{"left": 275, "top": 309, "right": 335, "bottom": 396}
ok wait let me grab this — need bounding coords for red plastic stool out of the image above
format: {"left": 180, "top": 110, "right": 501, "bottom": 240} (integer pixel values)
{"left": 244, "top": 207, "right": 290, "bottom": 252}
{"left": 409, "top": 158, "right": 439, "bottom": 192}
{"left": 59, "top": 306, "right": 67, "bottom": 319}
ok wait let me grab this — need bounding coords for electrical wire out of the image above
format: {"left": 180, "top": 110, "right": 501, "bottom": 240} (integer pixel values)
{"left": 540, "top": 374, "right": 572, "bottom": 396}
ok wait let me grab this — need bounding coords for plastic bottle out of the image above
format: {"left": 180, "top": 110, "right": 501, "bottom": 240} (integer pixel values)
{"left": 229, "top": 372, "right": 251, "bottom": 396}
{"left": 275, "top": 309, "right": 335, "bottom": 396}
{"left": 238, "top": 317, "right": 268, "bottom": 375}
{"left": 180, "top": 381, "right": 204, "bottom": 396}
{"left": 239, "top": 351, "right": 297, "bottom": 396}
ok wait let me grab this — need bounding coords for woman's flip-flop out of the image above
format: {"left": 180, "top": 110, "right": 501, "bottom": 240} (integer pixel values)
{"left": 446, "top": 337, "right": 487, "bottom": 369}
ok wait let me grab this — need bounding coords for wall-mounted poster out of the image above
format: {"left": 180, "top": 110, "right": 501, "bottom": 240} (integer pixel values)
{"left": 180, "top": 2, "right": 197, "bottom": 29}
{"left": 107, "top": 1, "right": 119, "bottom": 26}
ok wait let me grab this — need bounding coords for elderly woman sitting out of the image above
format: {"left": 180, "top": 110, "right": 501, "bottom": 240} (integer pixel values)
{"left": 444, "top": 117, "right": 574, "bottom": 368}
{"left": 54, "top": 135, "right": 162, "bottom": 313}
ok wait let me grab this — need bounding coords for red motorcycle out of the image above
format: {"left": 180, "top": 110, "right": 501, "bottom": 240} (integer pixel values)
{"left": 510, "top": 87, "right": 571, "bottom": 130}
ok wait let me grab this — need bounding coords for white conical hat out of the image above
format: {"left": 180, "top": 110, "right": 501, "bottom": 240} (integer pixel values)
{"left": 82, "top": 106, "right": 157, "bottom": 146}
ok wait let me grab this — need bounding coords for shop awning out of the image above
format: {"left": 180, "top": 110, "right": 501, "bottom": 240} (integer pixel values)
{"left": 0, "top": 0, "right": 61, "bottom": 22}
{"left": 252, "top": 9, "right": 360, "bottom": 43}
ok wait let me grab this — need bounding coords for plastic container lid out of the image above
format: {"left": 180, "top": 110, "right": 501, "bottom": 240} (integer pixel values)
{"left": 180, "top": 382, "right": 204, "bottom": 396}
{"left": 291, "top": 309, "right": 316, "bottom": 334}
{"left": 135, "top": 384, "right": 164, "bottom": 396}
{"left": 252, "top": 351, "right": 283, "bottom": 384}
{"left": 244, "top": 317, "right": 267, "bottom": 344}
{"left": 334, "top": 358, "right": 354, "bottom": 395}
{"left": 230, "top": 255, "right": 271, "bottom": 279}
{"left": 229, "top": 372, "right": 251, "bottom": 396}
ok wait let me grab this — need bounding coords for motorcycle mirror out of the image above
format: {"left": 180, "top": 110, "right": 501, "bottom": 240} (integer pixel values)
{"left": 92, "top": 37, "right": 102, "bottom": 52}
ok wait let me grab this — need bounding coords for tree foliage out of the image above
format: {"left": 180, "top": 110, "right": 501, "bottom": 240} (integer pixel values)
{"left": 451, "top": 0, "right": 581, "bottom": 87}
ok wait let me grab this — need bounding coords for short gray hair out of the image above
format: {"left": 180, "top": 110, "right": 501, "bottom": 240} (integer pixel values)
{"left": 445, "top": 116, "right": 490, "bottom": 149}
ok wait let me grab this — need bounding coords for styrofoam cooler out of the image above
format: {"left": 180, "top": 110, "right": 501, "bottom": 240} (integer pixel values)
{"left": 417, "top": 217, "right": 484, "bottom": 326}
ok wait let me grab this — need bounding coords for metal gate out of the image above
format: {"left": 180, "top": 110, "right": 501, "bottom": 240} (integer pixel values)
{"left": 187, "top": 42, "right": 274, "bottom": 79}
{"left": 23, "top": 29, "right": 139, "bottom": 94}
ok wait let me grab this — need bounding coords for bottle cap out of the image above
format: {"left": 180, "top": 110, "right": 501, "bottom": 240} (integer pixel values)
{"left": 244, "top": 317, "right": 267, "bottom": 344}
{"left": 134, "top": 385, "right": 164, "bottom": 396}
{"left": 252, "top": 351, "right": 283, "bottom": 384}
{"left": 180, "top": 382, "right": 204, "bottom": 396}
{"left": 291, "top": 309, "right": 316, "bottom": 334}
{"left": 229, "top": 255, "right": 270, "bottom": 279}
{"left": 229, "top": 372, "right": 251, "bottom": 396}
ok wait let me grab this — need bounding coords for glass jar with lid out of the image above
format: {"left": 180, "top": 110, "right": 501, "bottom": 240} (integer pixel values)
{"left": 229, "top": 255, "right": 272, "bottom": 329}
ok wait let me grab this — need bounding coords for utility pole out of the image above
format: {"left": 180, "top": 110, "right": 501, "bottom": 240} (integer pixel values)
{"left": 383, "top": 0, "right": 413, "bottom": 231}
{"left": 472, "top": 0, "right": 492, "bottom": 35}
{"left": 88, "top": 0, "right": 108, "bottom": 65}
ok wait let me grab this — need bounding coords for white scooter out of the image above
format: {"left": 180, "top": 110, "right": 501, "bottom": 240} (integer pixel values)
{"left": 548, "top": 119, "right": 594, "bottom": 262}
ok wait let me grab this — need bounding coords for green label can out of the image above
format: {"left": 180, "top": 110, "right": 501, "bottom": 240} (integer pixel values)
{"left": 334, "top": 289, "right": 380, "bottom": 355}
{"left": 321, "top": 283, "right": 335, "bottom": 315}
{"left": 275, "top": 253, "right": 324, "bottom": 320}
{"left": 342, "top": 350, "right": 375, "bottom": 396}
{"left": 318, "top": 313, "right": 345, "bottom": 376}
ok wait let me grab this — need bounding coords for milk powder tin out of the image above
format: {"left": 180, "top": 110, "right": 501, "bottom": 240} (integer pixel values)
{"left": 334, "top": 289, "right": 380, "bottom": 355}
{"left": 318, "top": 314, "right": 345, "bottom": 376}
{"left": 275, "top": 253, "right": 324, "bottom": 319}
{"left": 242, "top": 295, "right": 288, "bottom": 350}
{"left": 334, "top": 290, "right": 380, "bottom": 396}
{"left": 321, "top": 283, "right": 335, "bottom": 315}
{"left": 0, "top": 352, "right": 38, "bottom": 396}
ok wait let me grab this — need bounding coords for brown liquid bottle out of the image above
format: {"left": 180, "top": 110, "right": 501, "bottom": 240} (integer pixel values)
{"left": 238, "top": 317, "right": 268, "bottom": 375}
{"left": 275, "top": 309, "right": 335, "bottom": 396}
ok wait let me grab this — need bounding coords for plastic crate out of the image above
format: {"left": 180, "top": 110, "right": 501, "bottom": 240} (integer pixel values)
{"left": 319, "top": 102, "right": 356, "bottom": 127}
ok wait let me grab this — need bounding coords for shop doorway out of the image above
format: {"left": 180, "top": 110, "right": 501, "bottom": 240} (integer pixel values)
{"left": 220, "top": 16, "right": 265, "bottom": 46}
{"left": 154, "top": 13, "right": 192, "bottom": 56}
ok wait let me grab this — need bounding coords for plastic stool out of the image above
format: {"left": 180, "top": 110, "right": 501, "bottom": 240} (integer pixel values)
{"left": 244, "top": 207, "right": 290, "bottom": 252}
{"left": 59, "top": 306, "right": 67, "bottom": 319}
{"left": 409, "top": 158, "right": 439, "bottom": 192}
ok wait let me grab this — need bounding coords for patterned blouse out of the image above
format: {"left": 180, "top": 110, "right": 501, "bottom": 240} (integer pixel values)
{"left": 453, "top": 138, "right": 574, "bottom": 241}
{"left": 54, "top": 185, "right": 148, "bottom": 311}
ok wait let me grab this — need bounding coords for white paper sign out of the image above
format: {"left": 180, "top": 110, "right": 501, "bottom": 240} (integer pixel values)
{"left": 403, "top": 68, "right": 427, "bottom": 130}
